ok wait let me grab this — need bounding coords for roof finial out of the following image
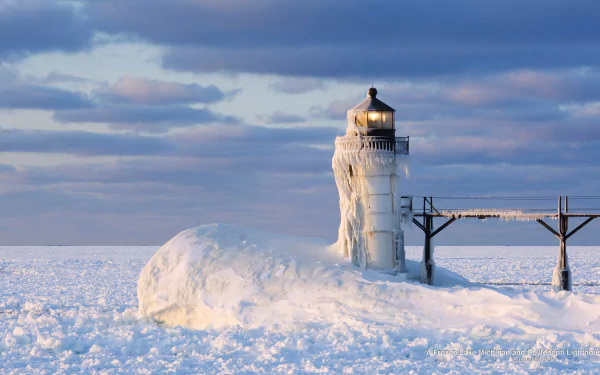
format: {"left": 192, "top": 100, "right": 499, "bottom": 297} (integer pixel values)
{"left": 368, "top": 87, "right": 377, "bottom": 98}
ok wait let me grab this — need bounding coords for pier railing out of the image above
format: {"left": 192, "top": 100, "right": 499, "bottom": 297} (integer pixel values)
{"left": 406, "top": 195, "right": 600, "bottom": 291}
{"left": 335, "top": 136, "right": 409, "bottom": 155}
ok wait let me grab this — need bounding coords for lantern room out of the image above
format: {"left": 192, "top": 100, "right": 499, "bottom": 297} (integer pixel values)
{"left": 347, "top": 87, "right": 395, "bottom": 138}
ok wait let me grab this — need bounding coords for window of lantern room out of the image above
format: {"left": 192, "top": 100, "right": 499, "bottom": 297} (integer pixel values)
{"left": 367, "top": 111, "right": 383, "bottom": 129}
{"left": 382, "top": 111, "right": 394, "bottom": 129}
{"left": 354, "top": 111, "right": 367, "bottom": 128}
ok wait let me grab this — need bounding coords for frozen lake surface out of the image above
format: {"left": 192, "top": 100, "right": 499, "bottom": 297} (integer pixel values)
{"left": 408, "top": 246, "right": 600, "bottom": 295}
{"left": 2, "top": 244, "right": 600, "bottom": 374}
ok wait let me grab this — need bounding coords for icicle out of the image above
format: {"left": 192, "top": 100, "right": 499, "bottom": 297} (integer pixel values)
{"left": 439, "top": 209, "right": 556, "bottom": 222}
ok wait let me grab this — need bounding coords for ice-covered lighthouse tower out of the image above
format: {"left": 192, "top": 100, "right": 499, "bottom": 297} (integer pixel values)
{"left": 332, "top": 88, "right": 410, "bottom": 273}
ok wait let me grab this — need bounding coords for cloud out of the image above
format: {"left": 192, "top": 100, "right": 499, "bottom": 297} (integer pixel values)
{"left": 27, "top": 75, "right": 236, "bottom": 133}
{"left": 0, "top": 124, "right": 339, "bottom": 163}
{"left": 442, "top": 70, "right": 600, "bottom": 106}
{"left": 163, "top": 35, "right": 600, "bottom": 79}
{"left": 38, "top": 71, "right": 93, "bottom": 84}
{"left": 4, "top": 118, "right": 600, "bottom": 245}
{"left": 310, "top": 97, "right": 361, "bottom": 120}
{"left": 262, "top": 111, "right": 306, "bottom": 124}
{"left": 0, "top": 68, "right": 237, "bottom": 133}
{"left": 169, "top": 126, "right": 337, "bottom": 174}
{"left": 0, "top": 66, "right": 93, "bottom": 110}
{"left": 101, "top": 76, "right": 226, "bottom": 105}
{"left": 0, "top": 128, "right": 174, "bottom": 156}
{"left": 560, "top": 102, "right": 600, "bottom": 119}
{"left": 87, "top": 0, "right": 600, "bottom": 78}
{"left": 0, "top": 163, "right": 16, "bottom": 174}
{"left": 0, "top": 166, "right": 339, "bottom": 245}
{"left": 16, "top": 117, "right": 599, "bottom": 192}
{"left": 4, "top": 141, "right": 600, "bottom": 245}
{"left": 172, "top": 125, "right": 338, "bottom": 149}
{"left": 4, "top": 1, "right": 600, "bottom": 245}
{"left": 0, "top": 123, "right": 342, "bottom": 244}
{"left": 409, "top": 135, "right": 600, "bottom": 167}
{"left": 0, "top": 1, "right": 93, "bottom": 59}
{"left": 0, "top": 83, "right": 93, "bottom": 110}
{"left": 269, "top": 78, "right": 325, "bottom": 94}
{"left": 53, "top": 105, "right": 236, "bottom": 133}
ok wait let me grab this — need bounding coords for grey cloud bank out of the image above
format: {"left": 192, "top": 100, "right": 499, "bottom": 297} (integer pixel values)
{"left": 50, "top": 76, "right": 236, "bottom": 133}
{"left": 264, "top": 111, "right": 306, "bottom": 124}
{"left": 0, "top": 67, "right": 93, "bottom": 110}
{"left": 53, "top": 105, "right": 231, "bottom": 133}
{"left": 1, "top": 0, "right": 600, "bottom": 245}
{"left": 0, "top": 129, "right": 174, "bottom": 156}
{"left": 0, "top": 1, "right": 93, "bottom": 59}
{"left": 0, "top": 84, "right": 92, "bottom": 110}
{"left": 100, "top": 77, "right": 226, "bottom": 105}
{"left": 85, "top": 0, "right": 600, "bottom": 77}
{"left": 269, "top": 78, "right": 325, "bottom": 94}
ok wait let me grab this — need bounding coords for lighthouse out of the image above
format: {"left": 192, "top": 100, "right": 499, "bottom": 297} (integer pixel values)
{"left": 332, "top": 88, "right": 410, "bottom": 273}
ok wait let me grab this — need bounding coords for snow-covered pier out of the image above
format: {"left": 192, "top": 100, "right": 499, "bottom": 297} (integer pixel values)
{"left": 410, "top": 196, "right": 599, "bottom": 291}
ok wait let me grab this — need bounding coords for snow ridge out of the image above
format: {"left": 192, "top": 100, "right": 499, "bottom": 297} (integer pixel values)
{"left": 137, "top": 224, "right": 466, "bottom": 329}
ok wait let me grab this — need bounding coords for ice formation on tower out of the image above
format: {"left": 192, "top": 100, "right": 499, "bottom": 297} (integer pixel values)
{"left": 332, "top": 88, "right": 410, "bottom": 273}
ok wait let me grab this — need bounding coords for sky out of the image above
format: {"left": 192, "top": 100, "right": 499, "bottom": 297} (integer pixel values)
{"left": 2, "top": 0, "right": 600, "bottom": 246}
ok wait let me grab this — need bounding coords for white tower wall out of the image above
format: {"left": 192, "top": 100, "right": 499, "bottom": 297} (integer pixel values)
{"left": 332, "top": 138, "right": 406, "bottom": 273}
{"left": 365, "top": 163, "right": 396, "bottom": 270}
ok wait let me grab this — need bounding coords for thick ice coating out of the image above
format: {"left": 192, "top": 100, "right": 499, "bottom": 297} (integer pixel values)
{"left": 332, "top": 136, "right": 410, "bottom": 272}
{"left": 137, "top": 224, "right": 467, "bottom": 329}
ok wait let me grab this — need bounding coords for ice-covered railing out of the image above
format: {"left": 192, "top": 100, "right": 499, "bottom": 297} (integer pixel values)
{"left": 334, "top": 136, "right": 409, "bottom": 155}
{"left": 412, "top": 196, "right": 600, "bottom": 221}
{"left": 439, "top": 209, "right": 556, "bottom": 221}
{"left": 396, "top": 137, "right": 409, "bottom": 155}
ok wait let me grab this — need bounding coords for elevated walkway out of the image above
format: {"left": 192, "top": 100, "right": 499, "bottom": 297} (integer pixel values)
{"left": 405, "top": 196, "right": 599, "bottom": 291}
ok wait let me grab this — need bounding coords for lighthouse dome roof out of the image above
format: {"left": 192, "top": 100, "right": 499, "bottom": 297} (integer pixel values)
{"left": 351, "top": 88, "right": 395, "bottom": 112}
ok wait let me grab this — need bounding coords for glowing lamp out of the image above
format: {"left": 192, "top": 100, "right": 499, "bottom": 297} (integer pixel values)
{"left": 348, "top": 87, "right": 395, "bottom": 137}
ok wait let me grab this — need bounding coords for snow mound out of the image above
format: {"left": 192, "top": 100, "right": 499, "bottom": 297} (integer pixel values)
{"left": 137, "top": 224, "right": 469, "bottom": 329}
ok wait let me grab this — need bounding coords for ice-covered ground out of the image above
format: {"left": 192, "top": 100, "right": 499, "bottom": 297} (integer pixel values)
{"left": 2, "top": 228, "right": 600, "bottom": 374}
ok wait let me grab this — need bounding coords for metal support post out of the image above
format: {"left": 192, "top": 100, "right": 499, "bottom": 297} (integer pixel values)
{"left": 422, "top": 215, "right": 434, "bottom": 285}
{"left": 556, "top": 196, "right": 571, "bottom": 291}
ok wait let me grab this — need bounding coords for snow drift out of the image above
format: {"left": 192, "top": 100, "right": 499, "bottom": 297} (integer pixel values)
{"left": 137, "top": 224, "right": 468, "bottom": 329}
